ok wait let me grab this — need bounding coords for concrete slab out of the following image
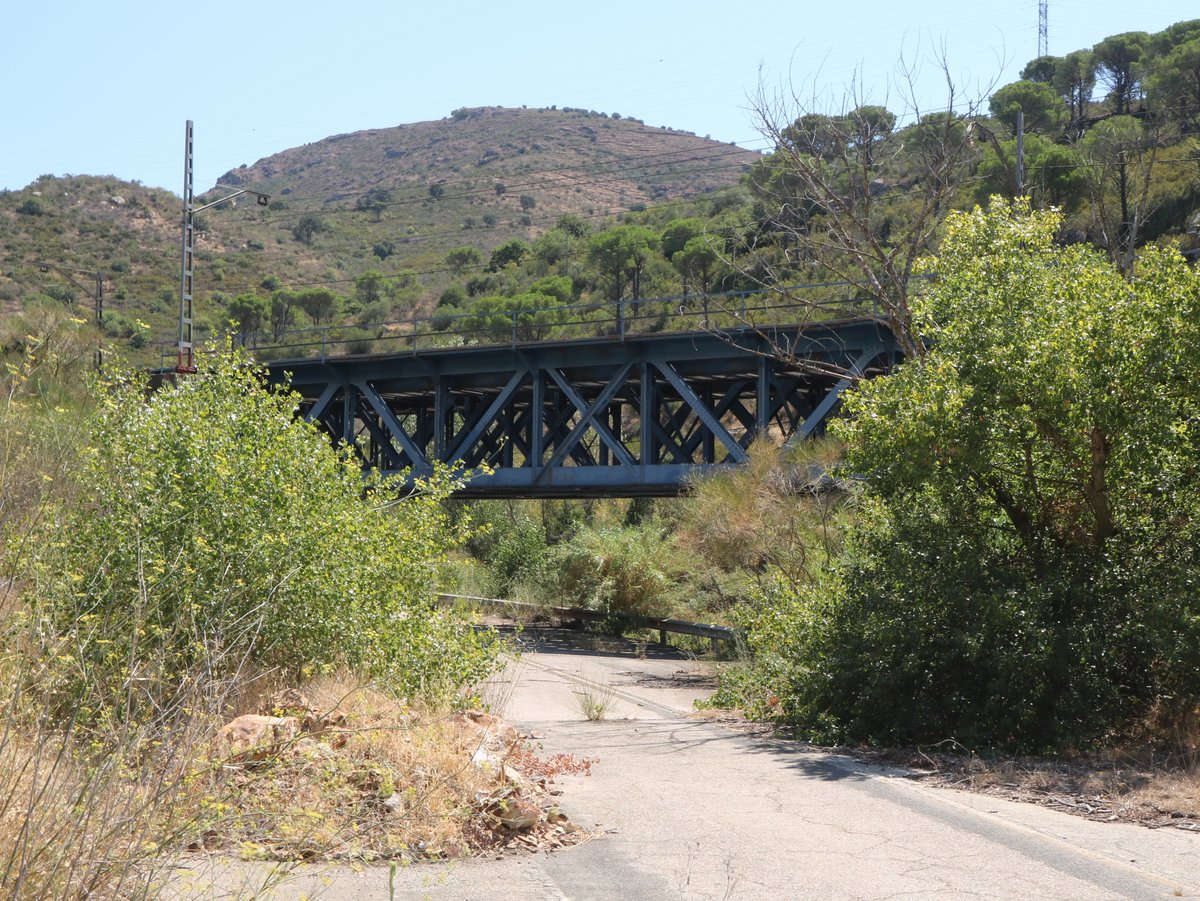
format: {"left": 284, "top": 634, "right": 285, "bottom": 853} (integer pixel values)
{"left": 168, "top": 633, "right": 1200, "bottom": 900}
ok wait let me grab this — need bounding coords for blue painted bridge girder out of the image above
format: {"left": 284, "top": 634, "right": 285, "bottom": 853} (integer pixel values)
{"left": 265, "top": 319, "right": 899, "bottom": 498}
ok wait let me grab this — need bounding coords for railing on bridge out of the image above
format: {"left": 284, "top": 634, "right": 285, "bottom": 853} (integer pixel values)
{"left": 153, "top": 282, "right": 883, "bottom": 371}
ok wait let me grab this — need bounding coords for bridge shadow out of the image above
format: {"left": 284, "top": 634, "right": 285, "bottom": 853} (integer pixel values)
{"left": 486, "top": 621, "right": 693, "bottom": 661}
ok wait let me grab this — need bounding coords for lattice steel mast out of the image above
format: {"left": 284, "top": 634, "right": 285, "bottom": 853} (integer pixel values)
{"left": 1039, "top": 0, "right": 1048, "bottom": 57}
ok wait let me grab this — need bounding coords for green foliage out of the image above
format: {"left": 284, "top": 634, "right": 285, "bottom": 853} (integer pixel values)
{"left": 679, "top": 440, "right": 845, "bottom": 584}
{"left": 226, "top": 292, "right": 267, "bottom": 344}
{"left": 355, "top": 187, "right": 392, "bottom": 221}
{"left": 1146, "top": 38, "right": 1200, "bottom": 130}
{"left": 1021, "top": 55, "right": 1059, "bottom": 83}
{"left": 292, "top": 214, "right": 328, "bottom": 245}
{"left": 1093, "top": 31, "right": 1149, "bottom": 115}
{"left": 29, "top": 350, "right": 499, "bottom": 726}
{"left": 460, "top": 291, "right": 567, "bottom": 342}
{"left": 556, "top": 214, "right": 590, "bottom": 238}
{"left": 354, "top": 269, "right": 390, "bottom": 307}
{"left": 660, "top": 218, "right": 704, "bottom": 259}
{"left": 293, "top": 286, "right": 342, "bottom": 326}
{"left": 672, "top": 235, "right": 722, "bottom": 294}
{"left": 16, "top": 197, "right": 45, "bottom": 216}
{"left": 487, "top": 239, "right": 531, "bottom": 272}
{"left": 532, "top": 524, "right": 689, "bottom": 618}
{"left": 1053, "top": 50, "right": 1095, "bottom": 125}
{"left": 729, "top": 200, "right": 1200, "bottom": 750}
{"left": 975, "top": 135, "right": 1086, "bottom": 210}
{"left": 446, "top": 245, "right": 482, "bottom": 272}
{"left": 488, "top": 518, "right": 547, "bottom": 597}
{"left": 987, "top": 80, "right": 1066, "bottom": 135}
{"left": 587, "top": 225, "right": 658, "bottom": 301}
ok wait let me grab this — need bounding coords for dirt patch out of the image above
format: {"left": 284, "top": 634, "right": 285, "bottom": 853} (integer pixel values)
{"left": 879, "top": 749, "right": 1200, "bottom": 833}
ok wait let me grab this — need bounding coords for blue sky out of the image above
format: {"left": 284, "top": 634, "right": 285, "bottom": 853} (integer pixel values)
{"left": 1, "top": 0, "right": 1192, "bottom": 195}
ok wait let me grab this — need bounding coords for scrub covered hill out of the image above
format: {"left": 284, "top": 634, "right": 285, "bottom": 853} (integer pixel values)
{"left": 0, "top": 107, "right": 759, "bottom": 359}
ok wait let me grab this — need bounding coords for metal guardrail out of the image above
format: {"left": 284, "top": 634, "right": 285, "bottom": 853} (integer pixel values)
{"left": 439, "top": 593, "right": 740, "bottom": 650}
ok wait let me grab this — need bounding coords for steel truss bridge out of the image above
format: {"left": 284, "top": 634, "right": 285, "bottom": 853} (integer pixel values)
{"left": 265, "top": 319, "right": 899, "bottom": 498}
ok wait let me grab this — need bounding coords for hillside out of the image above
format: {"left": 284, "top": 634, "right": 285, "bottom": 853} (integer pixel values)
{"left": 220, "top": 106, "right": 756, "bottom": 223}
{"left": 0, "top": 107, "right": 758, "bottom": 360}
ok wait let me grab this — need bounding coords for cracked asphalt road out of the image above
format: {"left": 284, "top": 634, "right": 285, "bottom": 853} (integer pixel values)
{"left": 173, "top": 627, "right": 1200, "bottom": 900}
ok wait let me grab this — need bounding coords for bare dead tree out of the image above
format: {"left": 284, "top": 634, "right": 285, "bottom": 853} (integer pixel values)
{"left": 1081, "top": 115, "right": 1162, "bottom": 278}
{"left": 711, "top": 58, "right": 988, "bottom": 366}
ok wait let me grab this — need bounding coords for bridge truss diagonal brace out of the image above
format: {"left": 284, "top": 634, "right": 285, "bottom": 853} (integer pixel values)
{"left": 445, "top": 369, "right": 528, "bottom": 464}
{"left": 540, "top": 362, "right": 637, "bottom": 475}
{"left": 793, "top": 342, "right": 887, "bottom": 442}
{"left": 303, "top": 381, "right": 341, "bottom": 424}
{"left": 351, "top": 379, "right": 429, "bottom": 470}
{"left": 650, "top": 357, "right": 749, "bottom": 464}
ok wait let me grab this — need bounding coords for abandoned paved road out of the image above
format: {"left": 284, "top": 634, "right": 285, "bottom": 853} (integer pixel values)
{"left": 174, "top": 629, "right": 1200, "bottom": 899}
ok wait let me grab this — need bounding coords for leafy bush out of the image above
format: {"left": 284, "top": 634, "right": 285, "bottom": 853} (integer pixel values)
{"left": 29, "top": 349, "right": 499, "bottom": 727}
{"left": 724, "top": 200, "right": 1200, "bottom": 751}
{"left": 678, "top": 439, "right": 845, "bottom": 584}
{"left": 532, "top": 524, "right": 689, "bottom": 618}
{"left": 487, "top": 518, "right": 547, "bottom": 597}
{"left": 16, "top": 197, "right": 44, "bottom": 216}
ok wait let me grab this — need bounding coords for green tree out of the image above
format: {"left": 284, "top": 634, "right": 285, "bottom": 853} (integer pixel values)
{"left": 1081, "top": 115, "right": 1158, "bottom": 275}
{"left": 738, "top": 200, "right": 1200, "bottom": 749}
{"left": 519, "top": 194, "right": 536, "bottom": 212}
{"left": 1052, "top": 50, "right": 1096, "bottom": 129}
{"left": 529, "top": 275, "right": 573, "bottom": 304}
{"left": 1021, "top": 55, "right": 1059, "bottom": 83}
{"left": 587, "top": 225, "right": 658, "bottom": 302}
{"left": 1093, "top": 32, "right": 1149, "bottom": 116}
{"left": 532, "top": 227, "right": 573, "bottom": 267}
{"left": 672, "top": 235, "right": 721, "bottom": 295}
{"left": 354, "top": 269, "right": 390, "bottom": 307}
{"left": 16, "top": 197, "right": 44, "bottom": 216}
{"left": 428, "top": 182, "right": 446, "bottom": 200}
{"left": 226, "top": 292, "right": 267, "bottom": 346}
{"left": 487, "top": 239, "right": 531, "bottom": 272}
{"left": 988, "top": 80, "right": 1067, "bottom": 135}
{"left": 269, "top": 291, "right": 299, "bottom": 340}
{"left": 294, "top": 287, "right": 341, "bottom": 326}
{"left": 292, "top": 214, "right": 327, "bottom": 245}
{"left": 660, "top": 218, "right": 704, "bottom": 259}
{"left": 461, "top": 291, "right": 567, "bottom": 342}
{"left": 446, "top": 245, "right": 483, "bottom": 273}
{"left": 975, "top": 135, "right": 1087, "bottom": 210}
{"left": 355, "top": 187, "right": 392, "bottom": 221}
{"left": 556, "top": 214, "right": 590, "bottom": 238}
{"left": 1145, "top": 38, "right": 1200, "bottom": 131}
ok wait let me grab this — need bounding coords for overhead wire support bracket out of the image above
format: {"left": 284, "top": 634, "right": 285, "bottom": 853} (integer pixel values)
{"left": 177, "top": 121, "right": 270, "bottom": 374}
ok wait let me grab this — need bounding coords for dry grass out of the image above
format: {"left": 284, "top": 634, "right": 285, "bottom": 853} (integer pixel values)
{"left": 570, "top": 675, "right": 616, "bottom": 722}
{"left": 193, "top": 674, "right": 577, "bottom": 862}
{"left": 0, "top": 655, "right": 223, "bottom": 901}
{"left": 887, "top": 736, "right": 1200, "bottom": 831}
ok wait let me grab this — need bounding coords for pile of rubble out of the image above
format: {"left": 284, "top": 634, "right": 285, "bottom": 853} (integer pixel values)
{"left": 203, "top": 690, "right": 592, "bottom": 860}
